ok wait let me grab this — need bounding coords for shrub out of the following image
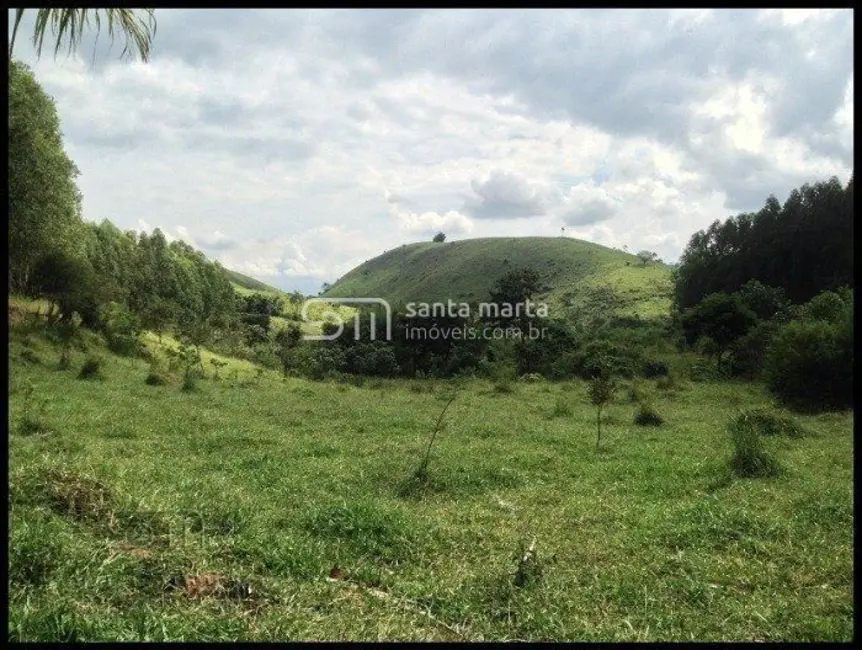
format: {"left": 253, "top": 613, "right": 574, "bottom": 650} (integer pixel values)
{"left": 731, "top": 408, "right": 810, "bottom": 439}
{"left": 145, "top": 372, "right": 169, "bottom": 386}
{"left": 101, "top": 302, "right": 141, "bottom": 356}
{"left": 77, "top": 356, "right": 103, "bottom": 380}
{"left": 295, "top": 344, "right": 347, "bottom": 380}
{"left": 727, "top": 320, "right": 780, "bottom": 380}
{"left": 626, "top": 381, "right": 645, "bottom": 403}
{"left": 576, "top": 339, "right": 640, "bottom": 380}
{"left": 634, "top": 403, "right": 664, "bottom": 426}
{"left": 550, "top": 397, "right": 573, "bottom": 418}
{"left": 20, "top": 348, "right": 41, "bottom": 365}
{"left": 348, "top": 343, "right": 400, "bottom": 377}
{"left": 729, "top": 417, "right": 782, "bottom": 478}
{"left": 800, "top": 290, "right": 848, "bottom": 323}
{"left": 641, "top": 359, "right": 669, "bottom": 378}
{"left": 57, "top": 353, "right": 72, "bottom": 371}
{"left": 679, "top": 292, "right": 758, "bottom": 353}
{"left": 655, "top": 373, "right": 677, "bottom": 391}
{"left": 763, "top": 314, "right": 853, "bottom": 412}
{"left": 688, "top": 360, "right": 725, "bottom": 382}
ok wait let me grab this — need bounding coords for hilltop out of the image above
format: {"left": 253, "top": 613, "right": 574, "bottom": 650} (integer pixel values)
{"left": 325, "top": 237, "right": 673, "bottom": 321}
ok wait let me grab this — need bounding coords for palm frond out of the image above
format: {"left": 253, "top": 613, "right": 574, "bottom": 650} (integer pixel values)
{"left": 17, "top": 8, "right": 156, "bottom": 62}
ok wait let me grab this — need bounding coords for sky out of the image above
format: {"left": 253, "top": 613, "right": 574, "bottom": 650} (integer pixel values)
{"left": 9, "top": 9, "right": 854, "bottom": 294}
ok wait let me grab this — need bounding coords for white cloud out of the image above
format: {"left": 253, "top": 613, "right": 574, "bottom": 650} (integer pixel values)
{"left": 9, "top": 8, "right": 852, "bottom": 289}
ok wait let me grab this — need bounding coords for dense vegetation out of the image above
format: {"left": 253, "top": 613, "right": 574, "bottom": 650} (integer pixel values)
{"left": 671, "top": 178, "right": 854, "bottom": 413}
{"left": 673, "top": 176, "right": 853, "bottom": 310}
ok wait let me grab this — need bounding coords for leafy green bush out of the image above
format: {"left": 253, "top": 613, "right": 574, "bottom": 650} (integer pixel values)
{"left": 641, "top": 359, "right": 669, "bottom": 378}
{"left": 101, "top": 302, "right": 141, "bottom": 356}
{"left": 679, "top": 292, "right": 758, "bottom": 354}
{"left": 727, "top": 319, "right": 780, "bottom": 380}
{"left": 347, "top": 343, "right": 400, "bottom": 377}
{"left": 294, "top": 344, "right": 347, "bottom": 380}
{"left": 764, "top": 310, "right": 853, "bottom": 413}
{"left": 634, "top": 403, "right": 664, "bottom": 426}
{"left": 800, "top": 290, "right": 849, "bottom": 323}
{"left": 576, "top": 339, "right": 640, "bottom": 380}
{"left": 688, "top": 360, "right": 726, "bottom": 382}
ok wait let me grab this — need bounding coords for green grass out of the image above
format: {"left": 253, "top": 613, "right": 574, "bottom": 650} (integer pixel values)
{"left": 7, "top": 322, "right": 853, "bottom": 641}
{"left": 223, "top": 269, "right": 283, "bottom": 295}
{"left": 325, "top": 237, "right": 673, "bottom": 320}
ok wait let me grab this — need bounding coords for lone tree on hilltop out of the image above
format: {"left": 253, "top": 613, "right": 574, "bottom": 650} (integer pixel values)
{"left": 433, "top": 232, "right": 446, "bottom": 243}
{"left": 636, "top": 250, "right": 658, "bottom": 266}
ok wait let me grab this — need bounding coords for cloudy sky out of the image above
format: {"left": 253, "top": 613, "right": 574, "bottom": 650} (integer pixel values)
{"left": 9, "top": 9, "right": 854, "bottom": 294}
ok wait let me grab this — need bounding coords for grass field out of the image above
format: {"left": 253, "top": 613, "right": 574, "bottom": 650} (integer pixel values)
{"left": 325, "top": 237, "right": 674, "bottom": 320}
{"left": 7, "top": 319, "right": 853, "bottom": 641}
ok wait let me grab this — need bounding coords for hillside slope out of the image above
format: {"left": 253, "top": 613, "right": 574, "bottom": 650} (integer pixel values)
{"left": 325, "top": 237, "right": 673, "bottom": 320}
{"left": 222, "top": 267, "right": 283, "bottom": 295}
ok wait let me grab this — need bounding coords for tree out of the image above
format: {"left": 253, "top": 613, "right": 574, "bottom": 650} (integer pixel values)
{"left": 31, "top": 251, "right": 96, "bottom": 323}
{"left": 433, "top": 232, "right": 446, "bottom": 243}
{"left": 679, "top": 292, "right": 758, "bottom": 360}
{"left": 764, "top": 309, "right": 853, "bottom": 412}
{"left": 9, "top": 8, "right": 157, "bottom": 62}
{"left": 487, "top": 266, "right": 543, "bottom": 329}
{"left": 673, "top": 176, "right": 853, "bottom": 311}
{"left": 636, "top": 250, "right": 658, "bottom": 266}
{"left": 588, "top": 375, "right": 616, "bottom": 452}
{"left": 8, "top": 60, "right": 85, "bottom": 293}
{"left": 320, "top": 282, "right": 332, "bottom": 296}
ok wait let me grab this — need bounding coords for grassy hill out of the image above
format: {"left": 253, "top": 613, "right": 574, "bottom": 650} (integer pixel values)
{"left": 222, "top": 268, "right": 283, "bottom": 295}
{"left": 325, "top": 237, "right": 673, "bottom": 320}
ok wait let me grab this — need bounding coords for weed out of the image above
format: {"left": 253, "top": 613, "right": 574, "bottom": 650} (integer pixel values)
{"left": 729, "top": 418, "right": 783, "bottom": 478}
{"left": 17, "top": 380, "right": 49, "bottom": 436}
{"left": 8, "top": 513, "right": 63, "bottom": 587}
{"left": 655, "top": 373, "right": 677, "bottom": 391}
{"left": 20, "top": 348, "right": 42, "bottom": 365}
{"left": 412, "top": 392, "right": 458, "bottom": 483}
{"left": 731, "top": 408, "right": 810, "bottom": 438}
{"left": 303, "top": 501, "right": 420, "bottom": 562}
{"left": 550, "top": 396, "right": 573, "bottom": 418}
{"left": 512, "top": 538, "right": 545, "bottom": 588}
{"left": 634, "top": 403, "right": 664, "bottom": 427}
{"left": 77, "top": 356, "right": 103, "bottom": 380}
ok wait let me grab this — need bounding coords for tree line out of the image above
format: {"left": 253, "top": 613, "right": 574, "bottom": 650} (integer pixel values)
{"left": 672, "top": 176, "right": 854, "bottom": 412}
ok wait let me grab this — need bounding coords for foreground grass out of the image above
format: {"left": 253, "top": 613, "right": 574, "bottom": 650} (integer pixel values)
{"left": 8, "top": 326, "right": 853, "bottom": 641}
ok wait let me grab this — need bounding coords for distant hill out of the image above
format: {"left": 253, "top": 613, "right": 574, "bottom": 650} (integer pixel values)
{"left": 221, "top": 267, "right": 283, "bottom": 295}
{"left": 324, "top": 237, "right": 674, "bottom": 321}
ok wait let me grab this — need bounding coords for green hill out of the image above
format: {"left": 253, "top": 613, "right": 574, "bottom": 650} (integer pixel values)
{"left": 325, "top": 237, "right": 673, "bottom": 321}
{"left": 221, "top": 267, "right": 283, "bottom": 295}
